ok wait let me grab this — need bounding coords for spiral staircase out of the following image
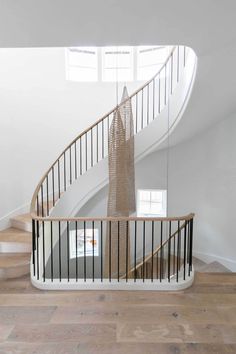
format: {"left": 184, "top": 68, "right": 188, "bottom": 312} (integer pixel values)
{"left": 0, "top": 46, "right": 198, "bottom": 290}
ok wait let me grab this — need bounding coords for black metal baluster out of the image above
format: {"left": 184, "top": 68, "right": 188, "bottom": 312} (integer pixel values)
{"left": 80, "top": 138, "right": 82, "bottom": 175}
{"left": 102, "top": 120, "right": 104, "bottom": 159}
{"left": 36, "top": 220, "right": 39, "bottom": 280}
{"left": 173, "top": 226, "right": 176, "bottom": 276}
{"left": 75, "top": 141, "right": 78, "bottom": 180}
{"left": 117, "top": 221, "right": 120, "bottom": 282}
{"left": 126, "top": 221, "right": 129, "bottom": 282}
{"left": 100, "top": 221, "right": 103, "bottom": 282}
{"left": 92, "top": 220, "right": 95, "bottom": 282}
{"left": 109, "top": 220, "right": 111, "bottom": 282}
{"left": 52, "top": 166, "right": 55, "bottom": 207}
{"left": 69, "top": 146, "right": 72, "bottom": 184}
{"left": 85, "top": 133, "right": 88, "bottom": 172}
{"left": 50, "top": 221, "right": 53, "bottom": 282}
{"left": 168, "top": 221, "right": 171, "bottom": 282}
{"left": 160, "top": 221, "right": 163, "bottom": 282}
{"left": 42, "top": 221, "right": 45, "bottom": 282}
{"left": 136, "top": 93, "right": 138, "bottom": 134}
{"left": 141, "top": 88, "right": 144, "bottom": 129}
{"left": 183, "top": 221, "right": 187, "bottom": 280}
{"left": 32, "top": 219, "right": 35, "bottom": 276}
{"left": 151, "top": 220, "right": 154, "bottom": 282}
{"left": 57, "top": 160, "right": 61, "bottom": 199}
{"left": 58, "top": 221, "right": 61, "bottom": 282}
{"left": 147, "top": 84, "right": 149, "bottom": 125}
{"left": 91, "top": 129, "right": 93, "bottom": 168}
{"left": 41, "top": 184, "right": 44, "bottom": 217}
{"left": 143, "top": 221, "right": 145, "bottom": 282}
{"left": 189, "top": 218, "right": 193, "bottom": 274}
{"left": 187, "top": 220, "right": 190, "bottom": 275}
{"left": 153, "top": 79, "right": 155, "bottom": 120}
{"left": 96, "top": 124, "right": 99, "bottom": 163}
{"left": 84, "top": 221, "right": 86, "bottom": 281}
{"left": 36, "top": 195, "right": 39, "bottom": 216}
{"left": 63, "top": 152, "right": 66, "bottom": 191}
{"left": 176, "top": 221, "right": 180, "bottom": 282}
{"left": 134, "top": 220, "right": 137, "bottom": 282}
{"left": 46, "top": 176, "right": 49, "bottom": 216}
{"left": 67, "top": 221, "right": 70, "bottom": 282}
{"left": 75, "top": 221, "right": 78, "bottom": 282}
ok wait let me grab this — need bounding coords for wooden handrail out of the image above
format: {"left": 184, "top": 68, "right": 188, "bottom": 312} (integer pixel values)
{"left": 30, "top": 46, "right": 178, "bottom": 218}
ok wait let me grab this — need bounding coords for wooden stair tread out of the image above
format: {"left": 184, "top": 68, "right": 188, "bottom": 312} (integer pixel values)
{"left": 0, "top": 228, "right": 31, "bottom": 244}
{"left": 0, "top": 253, "right": 30, "bottom": 268}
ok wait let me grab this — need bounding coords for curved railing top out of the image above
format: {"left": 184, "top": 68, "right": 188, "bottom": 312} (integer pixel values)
{"left": 31, "top": 46, "right": 193, "bottom": 220}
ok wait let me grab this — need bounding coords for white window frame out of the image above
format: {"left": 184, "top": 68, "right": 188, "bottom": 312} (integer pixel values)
{"left": 137, "top": 189, "right": 167, "bottom": 217}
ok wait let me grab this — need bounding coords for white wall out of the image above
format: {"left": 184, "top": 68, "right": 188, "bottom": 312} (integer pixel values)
{"left": 80, "top": 112, "right": 236, "bottom": 271}
{"left": 0, "top": 47, "right": 141, "bottom": 227}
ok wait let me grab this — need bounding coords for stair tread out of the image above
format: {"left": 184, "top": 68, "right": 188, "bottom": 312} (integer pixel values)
{"left": 198, "top": 261, "right": 231, "bottom": 273}
{"left": 0, "top": 228, "right": 31, "bottom": 244}
{"left": 0, "top": 253, "right": 30, "bottom": 268}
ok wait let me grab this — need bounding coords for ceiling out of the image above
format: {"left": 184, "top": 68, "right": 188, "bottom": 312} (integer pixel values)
{"left": 0, "top": 0, "right": 236, "bottom": 144}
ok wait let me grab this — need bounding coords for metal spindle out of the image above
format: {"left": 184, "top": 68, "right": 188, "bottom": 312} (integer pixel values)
{"left": 102, "top": 120, "right": 104, "bottom": 159}
{"left": 41, "top": 185, "right": 44, "bottom": 217}
{"left": 63, "top": 152, "right": 66, "bottom": 191}
{"left": 183, "top": 221, "right": 187, "bottom": 280}
{"left": 46, "top": 176, "right": 49, "bottom": 216}
{"left": 176, "top": 221, "right": 180, "bottom": 282}
{"left": 59, "top": 221, "right": 61, "bottom": 282}
{"left": 57, "top": 160, "right": 61, "bottom": 199}
{"left": 67, "top": 221, "right": 70, "bottom": 282}
{"left": 52, "top": 166, "right": 55, "bottom": 206}
{"left": 75, "top": 141, "right": 78, "bottom": 180}
{"left": 91, "top": 129, "right": 93, "bottom": 168}
{"left": 109, "top": 220, "right": 111, "bottom": 282}
{"left": 134, "top": 220, "right": 137, "bottom": 282}
{"left": 160, "top": 221, "right": 163, "bottom": 282}
{"left": 69, "top": 146, "right": 72, "bottom": 184}
{"left": 80, "top": 138, "right": 82, "bottom": 175}
{"left": 92, "top": 221, "right": 95, "bottom": 282}
{"left": 50, "top": 221, "right": 53, "bottom": 282}
{"left": 100, "top": 221, "right": 103, "bottom": 282}
{"left": 141, "top": 88, "right": 144, "bottom": 129}
{"left": 151, "top": 220, "right": 154, "bottom": 282}
{"left": 158, "top": 75, "right": 161, "bottom": 114}
{"left": 84, "top": 221, "right": 86, "bottom": 281}
{"left": 75, "top": 221, "right": 78, "bottom": 282}
{"left": 168, "top": 221, "right": 171, "bottom": 282}
{"left": 117, "top": 221, "right": 120, "bottom": 282}
{"left": 96, "top": 124, "right": 99, "bottom": 163}
{"left": 126, "top": 221, "right": 129, "bottom": 282}
{"left": 85, "top": 133, "right": 88, "bottom": 171}
{"left": 42, "top": 221, "right": 45, "bottom": 282}
{"left": 143, "top": 221, "right": 145, "bottom": 282}
{"left": 32, "top": 220, "right": 35, "bottom": 276}
{"left": 36, "top": 195, "right": 39, "bottom": 216}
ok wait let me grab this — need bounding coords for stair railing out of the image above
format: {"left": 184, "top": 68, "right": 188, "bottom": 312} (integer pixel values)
{"left": 31, "top": 46, "right": 190, "bottom": 219}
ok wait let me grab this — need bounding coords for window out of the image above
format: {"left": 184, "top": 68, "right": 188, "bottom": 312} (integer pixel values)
{"left": 137, "top": 46, "right": 170, "bottom": 81}
{"left": 102, "top": 46, "right": 133, "bottom": 82}
{"left": 69, "top": 228, "right": 99, "bottom": 259}
{"left": 66, "top": 47, "right": 98, "bottom": 82}
{"left": 137, "top": 189, "right": 167, "bottom": 217}
{"left": 65, "top": 46, "right": 171, "bottom": 82}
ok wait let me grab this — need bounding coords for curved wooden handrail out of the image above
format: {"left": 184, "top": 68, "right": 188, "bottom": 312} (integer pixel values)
{"left": 30, "top": 46, "right": 178, "bottom": 219}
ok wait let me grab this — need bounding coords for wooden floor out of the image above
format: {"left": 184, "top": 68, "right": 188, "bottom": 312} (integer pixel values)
{"left": 0, "top": 273, "right": 235, "bottom": 353}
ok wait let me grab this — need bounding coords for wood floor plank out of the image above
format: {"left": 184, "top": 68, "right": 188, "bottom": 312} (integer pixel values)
{"left": 0, "top": 342, "right": 79, "bottom": 354}
{"left": 117, "top": 323, "right": 236, "bottom": 343}
{"left": 8, "top": 324, "right": 116, "bottom": 343}
{"left": 0, "top": 306, "right": 56, "bottom": 324}
{"left": 0, "top": 324, "right": 14, "bottom": 342}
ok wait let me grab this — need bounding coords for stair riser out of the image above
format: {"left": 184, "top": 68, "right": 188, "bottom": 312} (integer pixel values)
{"left": 0, "top": 242, "right": 31, "bottom": 253}
{"left": 0, "top": 263, "right": 30, "bottom": 279}
{"left": 11, "top": 220, "right": 32, "bottom": 232}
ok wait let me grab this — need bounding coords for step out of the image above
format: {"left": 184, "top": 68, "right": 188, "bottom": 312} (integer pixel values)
{"left": 0, "top": 253, "right": 30, "bottom": 279}
{"left": 0, "top": 228, "right": 31, "bottom": 253}
{"left": 11, "top": 213, "right": 32, "bottom": 232}
{"left": 198, "top": 261, "right": 231, "bottom": 273}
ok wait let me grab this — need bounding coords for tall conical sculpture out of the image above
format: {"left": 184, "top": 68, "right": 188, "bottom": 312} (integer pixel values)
{"left": 105, "top": 86, "right": 136, "bottom": 278}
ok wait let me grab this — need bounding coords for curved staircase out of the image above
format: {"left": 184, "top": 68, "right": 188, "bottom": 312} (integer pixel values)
{"left": 1, "top": 46, "right": 202, "bottom": 287}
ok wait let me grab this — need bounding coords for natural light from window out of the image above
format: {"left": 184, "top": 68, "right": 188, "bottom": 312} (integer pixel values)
{"left": 137, "top": 189, "right": 167, "bottom": 217}
{"left": 66, "top": 46, "right": 172, "bottom": 82}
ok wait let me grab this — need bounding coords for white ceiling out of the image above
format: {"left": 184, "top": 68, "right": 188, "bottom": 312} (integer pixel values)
{"left": 0, "top": 0, "right": 236, "bottom": 143}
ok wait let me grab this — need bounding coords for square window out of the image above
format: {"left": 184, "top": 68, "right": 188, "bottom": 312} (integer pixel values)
{"left": 69, "top": 228, "right": 99, "bottom": 259}
{"left": 137, "top": 189, "right": 167, "bottom": 217}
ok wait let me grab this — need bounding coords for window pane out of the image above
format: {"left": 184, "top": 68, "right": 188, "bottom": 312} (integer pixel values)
{"left": 137, "top": 189, "right": 167, "bottom": 216}
{"left": 66, "top": 47, "right": 98, "bottom": 82}
{"left": 102, "top": 46, "right": 133, "bottom": 82}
